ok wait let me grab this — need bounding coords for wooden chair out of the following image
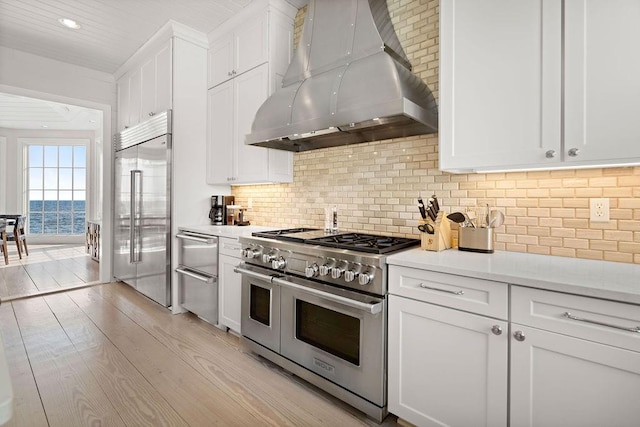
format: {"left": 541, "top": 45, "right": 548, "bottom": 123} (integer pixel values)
{"left": 7, "top": 216, "right": 28, "bottom": 259}
{"left": 0, "top": 219, "right": 8, "bottom": 265}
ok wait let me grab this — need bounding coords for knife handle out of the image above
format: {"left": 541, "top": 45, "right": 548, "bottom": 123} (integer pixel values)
{"left": 426, "top": 204, "right": 437, "bottom": 221}
{"left": 432, "top": 195, "right": 440, "bottom": 212}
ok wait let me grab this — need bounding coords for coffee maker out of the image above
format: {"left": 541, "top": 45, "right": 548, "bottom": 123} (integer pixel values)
{"left": 209, "top": 195, "right": 235, "bottom": 225}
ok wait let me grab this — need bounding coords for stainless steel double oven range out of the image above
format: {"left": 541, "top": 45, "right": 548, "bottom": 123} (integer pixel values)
{"left": 235, "top": 228, "right": 419, "bottom": 422}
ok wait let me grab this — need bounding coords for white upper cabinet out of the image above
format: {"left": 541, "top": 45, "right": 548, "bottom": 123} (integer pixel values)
{"left": 207, "top": 80, "right": 235, "bottom": 184}
{"left": 563, "top": 0, "right": 640, "bottom": 164}
{"left": 206, "top": 1, "right": 295, "bottom": 185}
{"left": 208, "top": 14, "right": 269, "bottom": 89}
{"left": 116, "top": 39, "right": 172, "bottom": 131}
{"left": 440, "top": 0, "right": 640, "bottom": 172}
{"left": 208, "top": 33, "right": 235, "bottom": 88}
{"left": 440, "top": 0, "right": 561, "bottom": 172}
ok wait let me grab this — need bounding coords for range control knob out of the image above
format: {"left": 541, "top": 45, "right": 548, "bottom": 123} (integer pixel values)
{"left": 330, "top": 262, "right": 347, "bottom": 279}
{"left": 344, "top": 270, "right": 357, "bottom": 282}
{"left": 319, "top": 259, "right": 335, "bottom": 276}
{"left": 331, "top": 267, "right": 345, "bottom": 279}
{"left": 262, "top": 253, "right": 276, "bottom": 263}
{"left": 242, "top": 247, "right": 260, "bottom": 259}
{"left": 358, "top": 269, "right": 375, "bottom": 285}
{"left": 271, "top": 257, "right": 286, "bottom": 270}
{"left": 344, "top": 263, "right": 362, "bottom": 282}
{"left": 305, "top": 263, "right": 319, "bottom": 278}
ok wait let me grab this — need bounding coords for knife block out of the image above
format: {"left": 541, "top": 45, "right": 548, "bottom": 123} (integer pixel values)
{"left": 420, "top": 211, "right": 452, "bottom": 252}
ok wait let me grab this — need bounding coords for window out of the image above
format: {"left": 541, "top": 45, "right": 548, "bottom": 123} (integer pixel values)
{"left": 26, "top": 144, "right": 86, "bottom": 235}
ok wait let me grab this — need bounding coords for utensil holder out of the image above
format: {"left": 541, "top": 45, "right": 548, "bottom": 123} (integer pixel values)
{"left": 458, "top": 227, "right": 494, "bottom": 253}
{"left": 420, "top": 211, "right": 452, "bottom": 252}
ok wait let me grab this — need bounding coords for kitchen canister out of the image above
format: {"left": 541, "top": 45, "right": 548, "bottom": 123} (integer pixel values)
{"left": 458, "top": 227, "right": 494, "bottom": 253}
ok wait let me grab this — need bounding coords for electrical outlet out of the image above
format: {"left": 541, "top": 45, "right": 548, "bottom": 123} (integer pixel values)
{"left": 590, "top": 198, "right": 610, "bottom": 222}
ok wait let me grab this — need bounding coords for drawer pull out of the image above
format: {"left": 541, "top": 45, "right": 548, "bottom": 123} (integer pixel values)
{"left": 419, "top": 283, "right": 464, "bottom": 295}
{"left": 563, "top": 312, "right": 640, "bottom": 333}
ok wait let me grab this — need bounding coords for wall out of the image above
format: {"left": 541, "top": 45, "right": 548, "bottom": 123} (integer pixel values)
{"left": 233, "top": 0, "right": 640, "bottom": 265}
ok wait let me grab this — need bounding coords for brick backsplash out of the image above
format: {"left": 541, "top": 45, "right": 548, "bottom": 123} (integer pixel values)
{"left": 232, "top": 0, "right": 640, "bottom": 264}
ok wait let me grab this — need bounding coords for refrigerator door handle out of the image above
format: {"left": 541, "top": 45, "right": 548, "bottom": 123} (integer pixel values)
{"left": 130, "top": 170, "right": 142, "bottom": 263}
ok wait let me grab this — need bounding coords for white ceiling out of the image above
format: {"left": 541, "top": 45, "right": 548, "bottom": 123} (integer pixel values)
{"left": 0, "top": 93, "right": 102, "bottom": 131}
{"left": 0, "top": 0, "right": 308, "bottom": 74}
{"left": 0, "top": 0, "right": 307, "bottom": 131}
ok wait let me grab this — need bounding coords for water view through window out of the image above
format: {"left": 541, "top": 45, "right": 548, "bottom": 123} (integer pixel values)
{"left": 27, "top": 144, "right": 86, "bottom": 235}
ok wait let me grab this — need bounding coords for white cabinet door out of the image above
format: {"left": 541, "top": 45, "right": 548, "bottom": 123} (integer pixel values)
{"left": 154, "top": 41, "right": 172, "bottom": 114}
{"left": 141, "top": 41, "right": 172, "bottom": 119}
{"left": 218, "top": 253, "right": 242, "bottom": 333}
{"left": 440, "top": 0, "right": 562, "bottom": 172}
{"left": 510, "top": 325, "right": 640, "bottom": 427}
{"left": 128, "top": 68, "right": 142, "bottom": 127}
{"left": 388, "top": 295, "right": 508, "bottom": 427}
{"left": 117, "top": 75, "right": 131, "bottom": 131}
{"left": 208, "top": 33, "right": 235, "bottom": 88}
{"left": 564, "top": 0, "right": 640, "bottom": 164}
{"left": 140, "top": 56, "right": 156, "bottom": 120}
{"left": 234, "top": 63, "right": 270, "bottom": 184}
{"left": 235, "top": 13, "right": 268, "bottom": 77}
{"left": 207, "top": 81, "right": 235, "bottom": 184}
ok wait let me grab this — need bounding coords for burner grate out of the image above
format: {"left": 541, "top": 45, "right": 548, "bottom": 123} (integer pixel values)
{"left": 308, "top": 233, "right": 419, "bottom": 254}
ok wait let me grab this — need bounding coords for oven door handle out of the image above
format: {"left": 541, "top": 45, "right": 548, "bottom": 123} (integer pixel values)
{"left": 272, "top": 277, "right": 383, "bottom": 315}
{"left": 234, "top": 266, "right": 283, "bottom": 283}
{"left": 233, "top": 266, "right": 383, "bottom": 315}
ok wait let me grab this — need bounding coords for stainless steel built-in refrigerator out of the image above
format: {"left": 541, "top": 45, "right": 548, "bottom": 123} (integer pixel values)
{"left": 113, "top": 110, "right": 171, "bottom": 306}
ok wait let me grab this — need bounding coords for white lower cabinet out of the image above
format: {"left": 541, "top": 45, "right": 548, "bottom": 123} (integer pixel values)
{"left": 388, "top": 266, "right": 640, "bottom": 427}
{"left": 217, "top": 237, "right": 243, "bottom": 333}
{"left": 510, "top": 286, "right": 640, "bottom": 427}
{"left": 388, "top": 295, "right": 508, "bottom": 427}
{"left": 510, "top": 324, "right": 640, "bottom": 427}
{"left": 388, "top": 266, "right": 509, "bottom": 427}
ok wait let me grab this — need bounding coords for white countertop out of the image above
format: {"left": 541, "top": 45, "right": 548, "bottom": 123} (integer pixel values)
{"left": 0, "top": 334, "right": 13, "bottom": 425}
{"left": 386, "top": 249, "right": 640, "bottom": 305}
{"left": 178, "top": 225, "right": 276, "bottom": 240}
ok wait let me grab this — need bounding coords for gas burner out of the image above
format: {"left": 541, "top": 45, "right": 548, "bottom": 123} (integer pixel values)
{"left": 308, "top": 233, "right": 419, "bottom": 254}
{"left": 252, "top": 228, "right": 323, "bottom": 242}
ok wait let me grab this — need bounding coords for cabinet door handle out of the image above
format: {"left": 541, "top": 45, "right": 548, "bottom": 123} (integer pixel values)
{"left": 545, "top": 150, "right": 556, "bottom": 159}
{"left": 513, "top": 331, "right": 526, "bottom": 342}
{"left": 563, "top": 312, "right": 640, "bottom": 333}
{"left": 228, "top": 71, "right": 232, "bottom": 76}
{"left": 568, "top": 148, "right": 580, "bottom": 157}
{"left": 419, "top": 283, "right": 464, "bottom": 295}
{"left": 491, "top": 325, "right": 502, "bottom": 335}
{"left": 148, "top": 112, "right": 155, "bottom": 117}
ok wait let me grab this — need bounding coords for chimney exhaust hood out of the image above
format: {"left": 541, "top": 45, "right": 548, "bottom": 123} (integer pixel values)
{"left": 245, "top": 0, "right": 438, "bottom": 152}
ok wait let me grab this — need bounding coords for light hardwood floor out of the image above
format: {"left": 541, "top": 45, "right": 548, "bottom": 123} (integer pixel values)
{"left": 0, "top": 282, "right": 399, "bottom": 426}
{"left": 0, "top": 244, "right": 99, "bottom": 300}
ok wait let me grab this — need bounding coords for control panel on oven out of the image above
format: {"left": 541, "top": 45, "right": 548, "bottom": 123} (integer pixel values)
{"left": 241, "top": 243, "right": 383, "bottom": 293}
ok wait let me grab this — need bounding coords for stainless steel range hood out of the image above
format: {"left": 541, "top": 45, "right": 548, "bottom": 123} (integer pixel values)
{"left": 245, "top": 0, "right": 438, "bottom": 152}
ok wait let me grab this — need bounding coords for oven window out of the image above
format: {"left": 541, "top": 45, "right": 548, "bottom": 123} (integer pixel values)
{"left": 250, "top": 284, "right": 271, "bottom": 326}
{"left": 295, "top": 299, "right": 360, "bottom": 365}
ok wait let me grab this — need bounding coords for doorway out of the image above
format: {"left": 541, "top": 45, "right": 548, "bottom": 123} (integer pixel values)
{"left": 0, "top": 90, "right": 111, "bottom": 296}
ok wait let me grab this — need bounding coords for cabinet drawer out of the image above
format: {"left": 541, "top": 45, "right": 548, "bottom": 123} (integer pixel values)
{"left": 388, "top": 266, "right": 508, "bottom": 319}
{"left": 219, "top": 237, "right": 242, "bottom": 258}
{"left": 512, "top": 286, "right": 640, "bottom": 352}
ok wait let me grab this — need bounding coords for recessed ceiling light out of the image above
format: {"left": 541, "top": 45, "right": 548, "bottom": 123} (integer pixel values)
{"left": 58, "top": 18, "right": 81, "bottom": 29}
{"left": 41, "top": 125, "right": 49, "bottom": 128}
